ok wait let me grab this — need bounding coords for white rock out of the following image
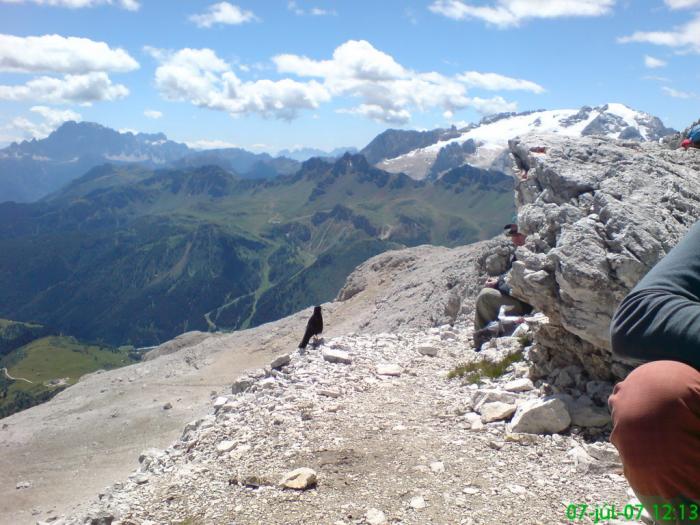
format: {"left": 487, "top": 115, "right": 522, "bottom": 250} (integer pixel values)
{"left": 322, "top": 349, "right": 352, "bottom": 365}
{"left": 213, "top": 396, "right": 228, "bottom": 409}
{"left": 216, "top": 440, "right": 235, "bottom": 453}
{"left": 509, "top": 397, "right": 571, "bottom": 434}
{"left": 416, "top": 345, "right": 439, "bottom": 357}
{"left": 270, "top": 353, "right": 291, "bottom": 369}
{"left": 280, "top": 467, "right": 317, "bottom": 489}
{"left": 16, "top": 481, "right": 31, "bottom": 490}
{"left": 231, "top": 376, "right": 254, "bottom": 394}
{"left": 464, "top": 412, "right": 483, "bottom": 430}
{"left": 376, "top": 364, "right": 402, "bottom": 377}
{"left": 480, "top": 402, "right": 517, "bottom": 423}
{"left": 503, "top": 378, "right": 534, "bottom": 393}
{"left": 472, "top": 389, "right": 516, "bottom": 410}
{"left": 429, "top": 461, "right": 445, "bottom": 473}
{"left": 365, "top": 508, "right": 387, "bottom": 525}
{"left": 410, "top": 496, "right": 427, "bottom": 509}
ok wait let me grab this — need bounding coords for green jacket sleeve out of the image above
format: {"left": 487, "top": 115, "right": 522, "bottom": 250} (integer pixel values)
{"left": 610, "top": 220, "right": 700, "bottom": 369}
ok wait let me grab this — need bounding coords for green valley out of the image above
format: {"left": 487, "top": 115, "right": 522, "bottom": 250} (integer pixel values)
{"left": 0, "top": 154, "right": 515, "bottom": 347}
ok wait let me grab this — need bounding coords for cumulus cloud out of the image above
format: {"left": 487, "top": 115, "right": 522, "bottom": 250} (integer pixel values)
{"left": 428, "top": 0, "right": 614, "bottom": 27}
{"left": 619, "top": 14, "right": 700, "bottom": 54}
{"left": 644, "top": 55, "right": 667, "bottom": 68}
{"left": 4, "top": 105, "right": 81, "bottom": 141}
{"left": 662, "top": 86, "right": 695, "bottom": 98}
{"left": 0, "top": 0, "right": 139, "bottom": 9}
{"left": 0, "top": 72, "right": 129, "bottom": 104}
{"left": 664, "top": 0, "right": 700, "bottom": 8}
{"left": 457, "top": 71, "right": 545, "bottom": 92}
{"left": 0, "top": 34, "right": 138, "bottom": 74}
{"left": 153, "top": 48, "right": 329, "bottom": 120}
{"left": 190, "top": 2, "right": 257, "bottom": 28}
{"left": 152, "top": 40, "right": 539, "bottom": 123}
{"left": 144, "top": 109, "right": 163, "bottom": 119}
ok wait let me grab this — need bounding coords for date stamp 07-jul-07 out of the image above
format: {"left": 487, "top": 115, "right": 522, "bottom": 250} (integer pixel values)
{"left": 566, "top": 502, "right": 700, "bottom": 523}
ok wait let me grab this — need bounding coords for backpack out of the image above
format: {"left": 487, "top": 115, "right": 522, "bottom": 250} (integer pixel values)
{"left": 689, "top": 124, "right": 700, "bottom": 145}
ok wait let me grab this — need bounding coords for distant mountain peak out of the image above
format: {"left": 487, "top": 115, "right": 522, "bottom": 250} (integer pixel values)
{"left": 373, "top": 103, "right": 676, "bottom": 180}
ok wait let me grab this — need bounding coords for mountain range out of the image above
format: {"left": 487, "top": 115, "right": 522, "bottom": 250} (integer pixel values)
{"left": 0, "top": 153, "right": 514, "bottom": 346}
{"left": 0, "top": 122, "right": 302, "bottom": 203}
{"left": 0, "top": 103, "right": 676, "bottom": 348}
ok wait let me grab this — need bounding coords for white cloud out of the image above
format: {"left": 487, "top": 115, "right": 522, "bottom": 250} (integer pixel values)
{"left": 287, "top": 1, "right": 336, "bottom": 16}
{"left": 619, "top": 14, "right": 700, "bottom": 54}
{"left": 337, "top": 104, "right": 413, "bottom": 125}
{"left": 185, "top": 139, "right": 239, "bottom": 150}
{"left": 457, "top": 71, "right": 545, "bottom": 92}
{"left": 428, "top": 0, "right": 614, "bottom": 27}
{"left": 644, "top": 55, "right": 667, "bottom": 68}
{"left": 4, "top": 105, "right": 81, "bottom": 141}
{"left": 190, "top": 2, "right": 257, "bottom": 28}
{"left": 662, "top": 86, "right": 695, "bottom": 98}
{"left": 664, "top": 0, "right": 700, "bottom": 9}
{"left": 0, "top": 34, "right": 138, "bottom": 74}
{"left": 144, "top": 109, "right": 163, "bottom": 119}
{"left": 153, "top": 48, "right": 330, "bottom": 120}
{"left": 643, "top": 75, "right": 670, "bottom": 82}
{"left": 0, "top": 72, "right": 129, "bottom": 104}
{"left": 0, "top": 0, "right": 139, "bottom": 9}
{"left": 152, "top": 40, "right": 535, "bottom": 124}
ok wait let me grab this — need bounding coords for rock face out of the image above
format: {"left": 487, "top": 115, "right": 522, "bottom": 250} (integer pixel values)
{"left": 507, "top": 134, "right": 700, "bottom": 380}
{"left": 337, "top": 239, "right": 513, "bottom": 332}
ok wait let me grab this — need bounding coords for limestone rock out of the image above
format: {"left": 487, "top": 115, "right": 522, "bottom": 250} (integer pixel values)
{"left": 216, "top": 440, "right": 235, "bottom": 453}
{"left": 270, "top": 353, "right": 291, "bottom": 369}
{"left": 280, "top": 467, "right": 317, "bottom": 490}
{"left": 480, "top": 401, "right": 517, "bottom": 423}
{"left": 376, "top": 364, "right": 402, "bottom": 376}
{"left": 508, "top": 134, "right": 700, "bottom": 380}
{"left": 365, "top": 508, "right": 387, "bottom": 525}
{"left": 416, "top": 345, "right": 439, "bottom": 357}
{"left": 569, "top": 399, "right": 611, "bottom": 428}
{"left": 409, "top": 495, "right": 427, "bottom": 509}
{"left": 231, "top": 376, "right": 254, "bottom": 394}
{"left": 504, "top": 378, "right": 534, "bottom": 392}
{"left": 509, "top": 397, "right": 571, "bottom": 434}
{"left": 322, "top": 349, "right": 352, "bottom": 364}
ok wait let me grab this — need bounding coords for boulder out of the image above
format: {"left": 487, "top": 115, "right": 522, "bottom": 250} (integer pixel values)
{"left": 480, "top": 402, "right": 517, "bottom": 423}
{"left": 270, "top": 353, "right": 291, "bottom": 369}
{"left": 508, "top": 134, "right": 700, "bottom": 380}
{"left": 509, "top": 397, "right": 571, "bottom": 434}
{"left": 280, "top": 467, "right": 317, "bottom": 490}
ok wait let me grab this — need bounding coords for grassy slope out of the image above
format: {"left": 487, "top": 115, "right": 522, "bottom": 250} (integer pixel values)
{"left": 0, "top": 335, "right": 136, "bottom": 418}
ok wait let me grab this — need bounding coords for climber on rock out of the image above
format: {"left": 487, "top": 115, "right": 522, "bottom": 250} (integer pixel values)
{"left": 609, "top": 219, "right": 700, "bottom": 522}
{"left": 473, "top": 224, "right": 533, "bottom": 349}
{"left": 681, "top": 124, "right": 700, "bottom": 150}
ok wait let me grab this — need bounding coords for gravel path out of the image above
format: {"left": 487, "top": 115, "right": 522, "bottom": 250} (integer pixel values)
{"left": 68, "top": 325, "right": 639, "bottom": 525}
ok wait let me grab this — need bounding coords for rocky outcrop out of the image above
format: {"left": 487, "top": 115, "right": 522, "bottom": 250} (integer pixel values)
{"left": 507, "top": 134, "right": 700, "bottom": 380}
{"left": 336, "top": 238, "right": 515, "bottom": 332}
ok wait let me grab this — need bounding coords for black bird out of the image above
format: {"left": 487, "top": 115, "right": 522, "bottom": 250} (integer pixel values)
{"left": 299, "top": 305, "right": 323, "bottom": 349}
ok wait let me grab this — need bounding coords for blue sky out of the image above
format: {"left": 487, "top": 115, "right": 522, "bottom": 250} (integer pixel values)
{"left": 0, "top": 0, "right": 699, "bottom": 153}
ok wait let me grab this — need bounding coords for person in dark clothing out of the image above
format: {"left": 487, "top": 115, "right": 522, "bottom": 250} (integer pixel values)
{"left": 299, "top": 305, "right": 323, "bottom": 349}
{"left": 609, "top": 220, "right": 700, "bottom": 523}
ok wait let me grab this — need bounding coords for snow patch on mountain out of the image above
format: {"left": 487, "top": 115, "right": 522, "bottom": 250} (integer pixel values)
{"left": 378, "top": 104, "right": 675, "bottom": 180}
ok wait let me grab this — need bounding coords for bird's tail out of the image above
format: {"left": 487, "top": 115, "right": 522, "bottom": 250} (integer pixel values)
{"left": 299, "top": 335, "right": 311, "bottom": 349}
